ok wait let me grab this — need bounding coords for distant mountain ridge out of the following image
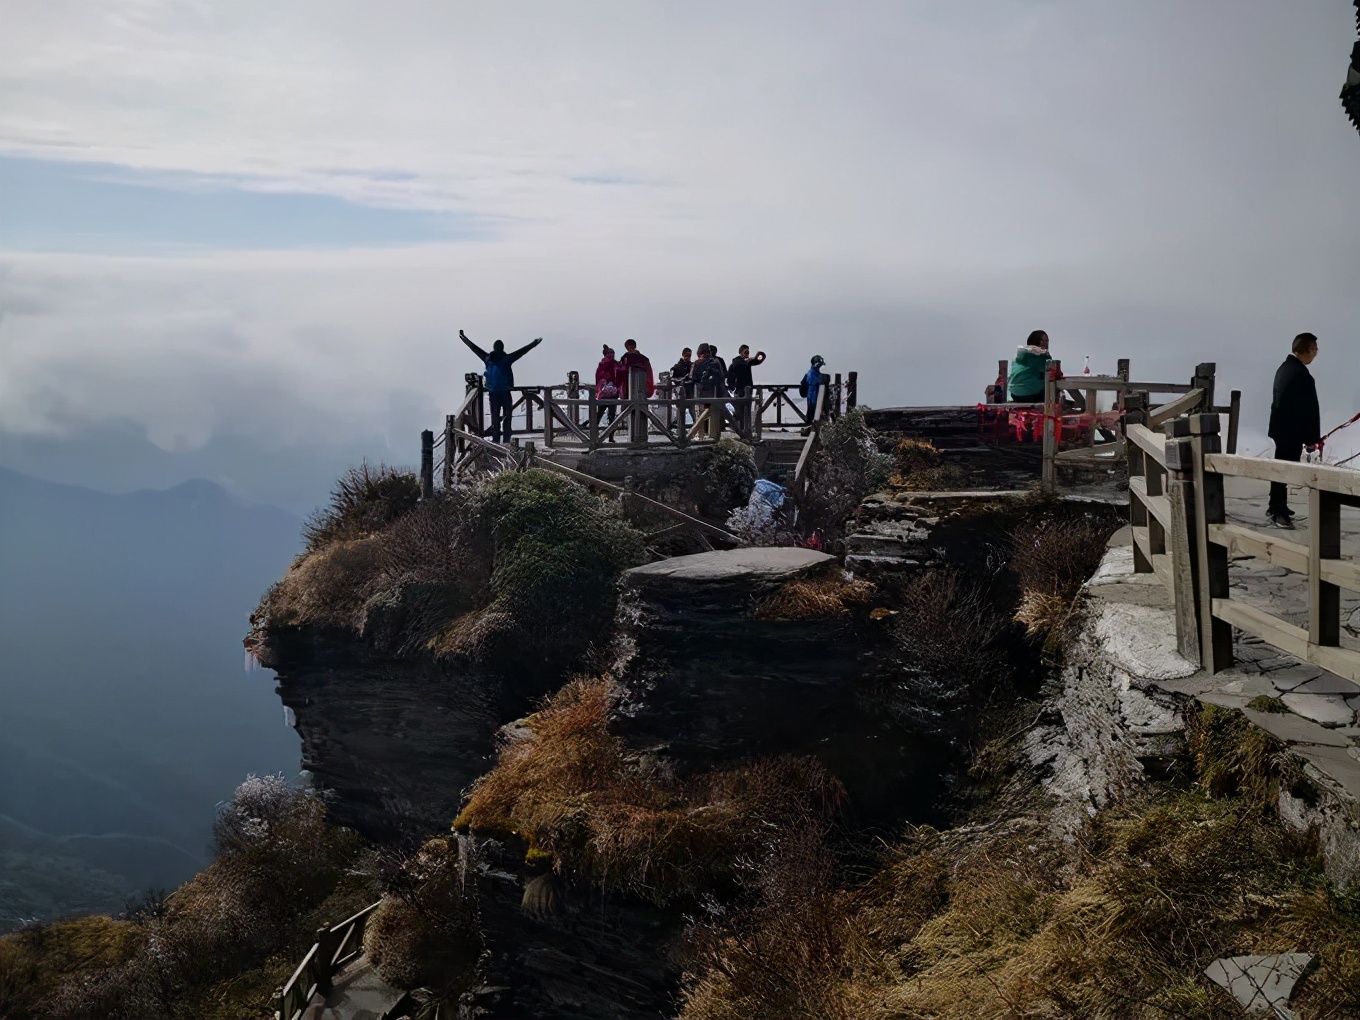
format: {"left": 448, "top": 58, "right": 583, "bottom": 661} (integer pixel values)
{"left": 0, "top": 466, "right": 305, "bottom": 929}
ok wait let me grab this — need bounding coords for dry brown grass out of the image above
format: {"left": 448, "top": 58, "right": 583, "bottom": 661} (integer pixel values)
{"left": 754, "top": 576, "right": 875, "bottom": 621}
{"left": 1010, "top": 516, "right": 1121, "bottom": 637}
{"left": 364, "top": 839, "right": 480, "bottom": 1001}
{"left": 887, "top": 438, "right": 972, "bottom": 492}
{"left": 455, "top": 678, "right": 844, "bottom": 904}
{"left": 680, "top": 792, "right": 1350, "bottom": 1020}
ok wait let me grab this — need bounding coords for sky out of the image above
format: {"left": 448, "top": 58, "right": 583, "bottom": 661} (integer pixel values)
{"left": 1, "top": 0, "right": 1357, "bottom": 512}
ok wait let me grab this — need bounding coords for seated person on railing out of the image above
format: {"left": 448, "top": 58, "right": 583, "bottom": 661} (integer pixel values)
{"left": 459, "top": 328, "right": 542, "bottom": 443}
{"left": 1266, "top": 332, "right": 1322, "bottom": 529}
{"left": 800, "top": 355, "right": 828, "bottom": 420}
{"left": 1007, "top": 330, "right": 1053, "bottom": 403}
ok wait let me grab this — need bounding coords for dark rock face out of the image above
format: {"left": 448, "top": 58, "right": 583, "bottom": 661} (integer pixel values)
{"left": 615, "top": 548, "right": 951, "bottom": 829}
{"left": 260, "top": 629, "right": 542, "bottom": 843}
{"left": 462, "top": 836, "right": 679, "bottom": 1020}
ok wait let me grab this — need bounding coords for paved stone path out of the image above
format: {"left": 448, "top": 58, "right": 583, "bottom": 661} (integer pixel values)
{"left": 1082, "top": 498, "right": 1360, "bottom": 881}
{"left": 300, "top": 956, "right": 405, "bottom": 1020}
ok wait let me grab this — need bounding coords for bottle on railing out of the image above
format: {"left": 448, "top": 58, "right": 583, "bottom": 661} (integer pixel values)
{"left": 1082, "top": 355, "right": 1091, "bottom": 376}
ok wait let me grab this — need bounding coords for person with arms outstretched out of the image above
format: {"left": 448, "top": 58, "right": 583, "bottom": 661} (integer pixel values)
{"left": 459, "top": 329, "right": 541, "bottom": 443}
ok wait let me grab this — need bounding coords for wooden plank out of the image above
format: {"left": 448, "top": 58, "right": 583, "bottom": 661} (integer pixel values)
{"left": 1211, "top": 598, "right": 1360, "bottom": 683}
{"left": 1167, "top": 475, "right": 1201, "bottom": 665}
{"left": 1321, "top": 557, "right": 1360, "bottom": 594}
{"left": 1129, "top": 478, "right": 1172, "bottom": 530}
{"left": 1192, "top": 423, "right": 1234, "bottom": 671}
{"left": 1204, "top": 453, "right": 1360, "bottom": 497}
{"left": 1208, "top": 522, "right": 1309, "bottom": 573}
{"left": 1310, "top": 488, "right": 1342, "bottom": 647}
{"left": 1126, "top": 424, "right": 1167, "bottom": 466}
{"left": 1151, "top": 551, "right": 1172, "bottom": 590}
{"left": 1147, "top": 388, "right": 1205, "bottom": 428}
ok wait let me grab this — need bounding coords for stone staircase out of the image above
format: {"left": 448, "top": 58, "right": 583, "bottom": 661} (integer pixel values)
{"left": 758, "top": 436, "right": 806, "bottom": 481}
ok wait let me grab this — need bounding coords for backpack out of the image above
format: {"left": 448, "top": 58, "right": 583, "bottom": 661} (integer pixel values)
{"left": 695, "top": 358, "right": 725, "bottom": 393}
{"left": 798, "top": 376, "right": 809, "bottom": 398}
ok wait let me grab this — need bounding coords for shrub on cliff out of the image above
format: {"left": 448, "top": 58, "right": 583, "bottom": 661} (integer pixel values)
{"left": 302, "top": 462, "right": 422, "bottom": 552}
{"left": 454, "top": 678, "right": 844, "bottom": 904}
{"left": 364, "top": 838, "right": 480, "bottom": 1006}
{"left": 796, "top": 409, "right": 891, "bottom": 543}
{"left": 255, "top": 468, "right": 645, "bottom": 670}
{"left": 16, "top": 776, "right": 368, "bottom": 1019}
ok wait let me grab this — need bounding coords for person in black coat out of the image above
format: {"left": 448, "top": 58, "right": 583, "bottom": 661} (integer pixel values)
{"left": 1265, "top": 332, "right": 1322, "bottom": 527}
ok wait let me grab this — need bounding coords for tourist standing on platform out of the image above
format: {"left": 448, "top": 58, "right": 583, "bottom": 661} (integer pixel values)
{"left": 671, "top": 347, "right": 695, "bottom": 426}
{"left": 595, "top": 344, "right": 624, "bottom": 440}
{"left": 800, "top": 355, "right": 828, "bottom": 420}
{"left": 727, "top": 345, "right": 766, "bottom": 434}
{"left": 459, "top": 329, "right": 542, "bottom": 443}
{"left": 619, "top": 339, "right": 655, "bottom": 398}
{"left": 726, "top": 345, "right": 766, "bottom": 394}
{"left": 692, "top": 345, "right": 728, "bottom": 436}
{"left": 1006, "top": 330, "right": 1052, "bottom": 404}
{"left": 1266, "top": 332, "right": 1322, "bottom": 529}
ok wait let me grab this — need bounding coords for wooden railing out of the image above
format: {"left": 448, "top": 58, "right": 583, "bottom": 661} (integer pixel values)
{"left": 422, "top": 368, "right": 856, "bottom": 487}
{"left": 274, "top": 901, "right": 382, "bottom": 1020}
{"left": 1041, "top": 359, "right": 1240, "bottom": 493}
{"left": 1128, "top": 411, "right": 1360, "bottom": 681}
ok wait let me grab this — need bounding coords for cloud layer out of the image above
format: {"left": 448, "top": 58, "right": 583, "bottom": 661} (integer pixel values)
{"left": 1, "top": 0, "right": 1357, "bottom": 504}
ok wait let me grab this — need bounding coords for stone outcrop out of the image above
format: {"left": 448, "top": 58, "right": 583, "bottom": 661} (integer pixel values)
{"left": 256, "top": 629, "right": 540, "bottom": 843}
{"left": 615, "top": 547, "right": 951, "bottom": 827}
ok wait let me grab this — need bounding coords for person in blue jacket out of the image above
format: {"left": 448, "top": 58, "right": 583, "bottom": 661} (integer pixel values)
{"left": 800, "top": 355, "right": 828, "bottom": 420}
{"left": 459, "top": 329, "right": 542, "bottom": 443}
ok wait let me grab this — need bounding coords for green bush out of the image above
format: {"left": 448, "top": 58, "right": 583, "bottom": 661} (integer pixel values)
{"left": 256, "top": 468, "right": 646, "bottom": 671}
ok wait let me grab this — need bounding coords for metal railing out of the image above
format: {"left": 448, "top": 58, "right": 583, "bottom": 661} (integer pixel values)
{"left": 1128, "top": 412, "right": 1359, "bottom": 681}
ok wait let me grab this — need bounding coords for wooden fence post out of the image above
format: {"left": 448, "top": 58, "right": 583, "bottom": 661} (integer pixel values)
{"left": 1164, "top": 422, "right": 1200, "bottom": 664}
{"left": 628, "top": 366, "right": 648, "bottom": 445}
{"left": 567, "top": 371, "right": 581, "bottom": 429}
{"left": 465, "top": 373, "right": 484, "bottom": 437}
{"left": 1190, "top": 412, "right": 1233, "bottom": 671}
{"left": 420, "top": 430, "right": 434, "bottom": 500}
{"left": 1192, "top": 362, "right": 1216, "bottom": 413}
{"left": 832, "top": 373, "right": 842, "bottom": 419}
{"left": 542, "top": 390, "right": 555, "bottom": 448}
{"left": 1041, "top": 366, "right": 1057, "bottom": 494}
{"left": 588, "top": 388, "right": 599, "bottom": 449}
{"left": 1226, "top": 390, "right": 1241, "bottom": 454}
{"left": 1310, "top": 487, "right": 1342, "bottom": 648}
{"left": 443, "top": 414, "right": 456, "bottom": 489}
{"left": 846, "top": 371, "right": 858, "bottom": 410}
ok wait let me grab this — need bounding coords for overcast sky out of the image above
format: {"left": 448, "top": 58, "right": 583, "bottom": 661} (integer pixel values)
{"left": 1, "top": 0, "right": 1357, "bottom": 511}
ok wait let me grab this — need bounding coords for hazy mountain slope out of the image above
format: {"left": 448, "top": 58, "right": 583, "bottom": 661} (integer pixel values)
{"left": 0, "top": 467, "right": 304, "bottom": 928}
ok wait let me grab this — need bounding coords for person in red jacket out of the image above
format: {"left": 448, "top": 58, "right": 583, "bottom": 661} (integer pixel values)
{"left": 595, "top": 345, "right": 625, "bottom": 440}
{"left": 619, "top": 339, "right": 655, "bottom": 398}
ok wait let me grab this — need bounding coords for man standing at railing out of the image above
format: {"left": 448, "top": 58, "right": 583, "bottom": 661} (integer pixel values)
{"left": 800, "top": 355, "right": 828, "bottom": 421}
{"left": 459, "top": 329, "right": 542, "bottom": 443}
{"left": 671, "top": 346, "right": 695, "bottom": 426}
{"left": 1266, "top": 332, "right": 1322, "bottom": 529}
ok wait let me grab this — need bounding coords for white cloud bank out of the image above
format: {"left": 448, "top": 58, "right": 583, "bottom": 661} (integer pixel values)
{"left": 1, "top": 0, "right": 1357, "bottom": 499}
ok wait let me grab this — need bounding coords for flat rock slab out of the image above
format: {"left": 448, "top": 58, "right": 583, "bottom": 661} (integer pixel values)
{"left": 1091, "top": 601, "right": 1197, "bottom": 681}
{"left": 1204, "top": 953, "right": 1314, "bottom": 1019}
{"left": 1281, "top": 692, "right": 1356, "bottom": 728}
{"left": 626, "top": 547, "right": 834, "bottom": 583}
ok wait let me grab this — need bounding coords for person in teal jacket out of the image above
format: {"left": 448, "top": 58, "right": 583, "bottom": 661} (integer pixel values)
{"left": 1007, "top": 330, "right": 1052, "bottom": 403}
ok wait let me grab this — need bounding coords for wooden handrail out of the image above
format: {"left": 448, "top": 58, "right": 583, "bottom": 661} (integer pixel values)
{"left": 275, "top": 901, "right": 381, "bottom": 1020}
{"left": 1126, "top": 424, "right": 1167, "bottom": 466}
{"left": 1204, "top": 454, "right": 1360, "bottom": 498}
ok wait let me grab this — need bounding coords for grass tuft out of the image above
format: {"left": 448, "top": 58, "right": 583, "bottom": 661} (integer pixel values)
{"left": 455, "top": 678, "right": 843, "bottom": 904}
